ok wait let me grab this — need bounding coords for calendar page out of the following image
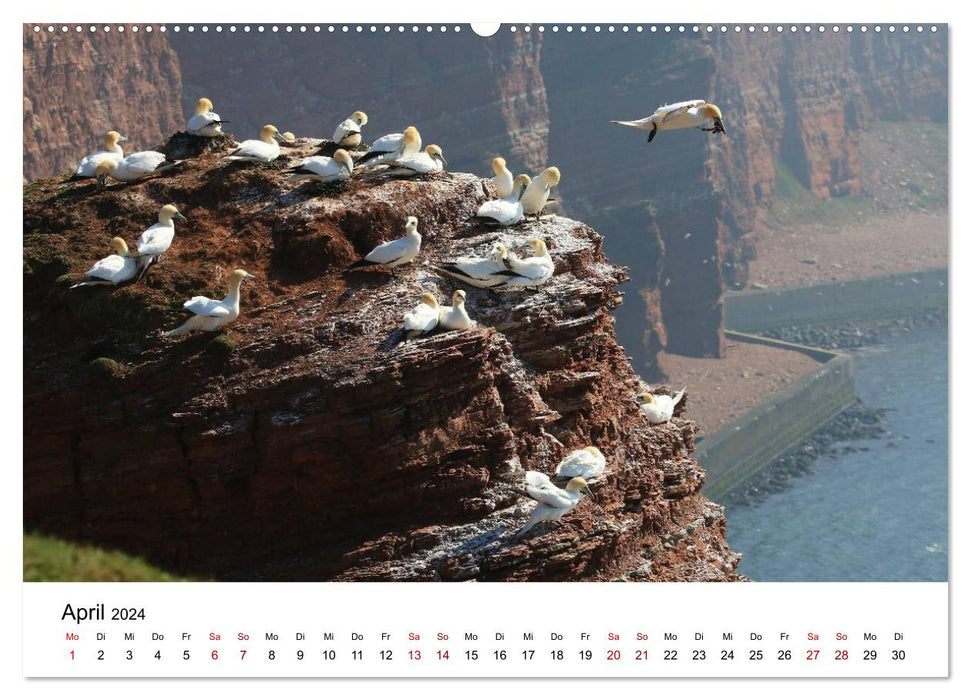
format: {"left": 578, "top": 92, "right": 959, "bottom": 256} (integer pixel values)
{"left": 18, "top": 4, "right": 955, "bottom": 694}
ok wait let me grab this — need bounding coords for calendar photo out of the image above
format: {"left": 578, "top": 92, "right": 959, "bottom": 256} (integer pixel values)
{"left": 23, "top": 21, "right": 946, "bottom": 597}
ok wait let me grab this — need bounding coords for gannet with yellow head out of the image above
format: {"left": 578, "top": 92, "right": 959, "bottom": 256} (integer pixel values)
{"left": 225, "top": 124, "right": 285, "bottom": 163}
{"left": 70, "top": 237, "right": 137, "bottom": 288}
{"left": 71, "top": 130, "right": 129, "bottom": 180}
{"left": 401, "top": 292, "right": 440, "bottom": 341}
{"left": 333, "top": 110, "right": 368, "bottom": 147}
{"left": 516, "top": 471, "right": 591, "bottom": 537}
{"left": 634, "top": 388, "right": 686, "bottom": 424}
{"left": 436, "top": 241, "right": 513, "bottom": 289}
{"left": 611, "top": 99, "right": 726, "bottom": 143}
{"left": 520, "top": 166, "right": 561, "bottom": 217}
{"left": 357, "top": 126, "right": 422, "bottom": 166}
{"left": 554, "top": 446, "right": 606, "bottom": 480}
{"left": 349, "top": 216, "right": 422, "bottom": 274}
{"left": 94, "top": 150, "right": 177, "bottom": 190}
{"left": 438, "top": 289, "right": 472, "bottom": 330}
{"left": 473, "top": 173, "right": 530, "bottom": 227}
{"left": 164, "top": 269, "right": 257, "bottom": 337}
{"left": 384, "top": 144, "right": 447, "bottom": 176}
{"left": 186, "top": 97, "right": 230, "bottom": 137}
{"left": 134, "top": 204, "right": 187, "bottom": 280}
{"left": 491, "top": 156, "right": 514, "bottom": 198}
{"left": 288, "top": 149, "right": 354, "bottom": 183}
{"left": 494, "top": 237, "right": 554, "bottom": 288}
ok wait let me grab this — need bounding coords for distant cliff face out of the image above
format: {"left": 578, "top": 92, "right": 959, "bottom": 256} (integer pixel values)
{"left": 23, "top": 148, "right": 742, "bottom": 582}
{"left": 22, "top": 26, "right": 183, "bottom": 181}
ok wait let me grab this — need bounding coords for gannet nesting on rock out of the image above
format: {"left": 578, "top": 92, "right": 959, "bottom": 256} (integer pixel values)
{"left": 554, "top": 447, "right": 606, "bottom": 480}
{"left": 612, "top": 100, "right": 726, "bottom": 143}
{"left": 521, "top": 166, "right": 561, "bottom": 218}
{"left": 635, "top": 388, "right": 686, "bottom": 424}
{"left": 225, "top": 125, "right": 286, "bottom": 163}
{"left": 70, "top": 237, "right": 137, "bottom": 288}
{"left": 473, "top": 174, "right": 530, "bottom": 227}
{"left": 94, "top": 152, "right": 178, "bottom": 189}
{"left": 71, "top": 131, "right": 128, "bottom": 180}
{"left": 493, "top": 237, "right": 554, "bottom": 288}
{"left": 134, "top": 204, "right": 187, "bottom": 280}
{"left": 401, "top": 292, "right": 440, "bottom": 341}
{"left": 438, "top": 289, "right": 472, "bottom": 330}
{"left": 186, "top": 97, "right": 230, "bottom": 137}
{"left": 491, "top": 157, "right": 514, "bottom": 198}
{"left": 516, "top": 472, "right": 591, "bottom": 537}
{"left": 333, "top": 110, "right": 368, "bottom": 147}
{"left": 349, "top": 216, "right": 422, "bottom": 273}
{"left": 288, "top": 149, "right": 354, "bottom": 183}
{"left": 356, "top": 126, "right": 421, "bottom": 166}
{"left": 282, "top": 132, "right": 297, "bottom": 143}
{"left": 383, "top": 145, "right": 447, "bottom": 176}
{"left": 164, "top": 269, "right": 256, "bottom": 337}
{"left": 436, "top": 242, "right": 512, "bottom": 288}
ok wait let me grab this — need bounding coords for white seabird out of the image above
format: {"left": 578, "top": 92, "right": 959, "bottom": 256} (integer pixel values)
{"left": 186, "top": 97, "right": 230, "bottom": 137}
{"left": 71, "top": 131, "right": 128, "bottom": 180}
{"left": 70, "top": 237, "right": 137, "bottom": 288}
{"left": 635, "top": 388, "right": 686, "bottom": 424}
{"left": 349, "top": 216, "right": 422, "bottom": 272}
{"left": 436, "top": 242, "right": 512, "bottom": 289}
{"left": 401, "top": 292, "right": 440, "bottom": 340}
{"left": 516, "top": 471, "right": 590, "bottom": 537}
{"left": 94, "top": 152, "right": 177, "bottom": 189}
{"left": 493, "top": 237, "right": 554, "bottom": 288}
{"left": 134, "top": 204, "right": 187, "bottom": 280}
{"left": 164, "top": 269, "right": 256, "bottom": 337}
{"left": 288, "top": 149, "right": 355, "bottom": 183}
{"left": 521, "top": 166, "right": 560, "bottom": 217}
{"left": 473, "top": 173, "right": 531, "bottom": 227}
{"left": 356, "top": 126, "right": 422, "bottom": 166}
{"left": 333, "top": 110, "right": 368, "bottom": 147}
{"left": 438, "top": 289, "right": 472, "bottom": 330}
{"left": 383, "top": 145, "right": 447, "bottom": 176}
{"left": 554, "top": 446, "right": 606, "bottom": 480}
{"left": 491, "top": 156, "right": 514, "bottom": 198}
{"left": 611, "top": 99, "right": 726, "bottom": 142}
{"left": 224, "top": 124, "right": 286, "bottom": 163}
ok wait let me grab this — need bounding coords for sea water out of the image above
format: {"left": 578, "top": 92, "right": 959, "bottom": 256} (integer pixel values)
{"left": 723, "top": 323, "right": 947, "bottom": 582}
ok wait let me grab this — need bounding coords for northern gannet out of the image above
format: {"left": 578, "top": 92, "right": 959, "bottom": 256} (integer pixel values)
{"left": 436, "top": 242, "right": 512, "bottom": 288}
{"left": 438, "top": 289, "right": 472, "bottom": 330}
{"left": 493, "top": 237, "right": 554, "bottom": 288}
{"left": 356, "top": 126, "right": 421, "bottom": 166}
{"left": 164, "top": 269, "right": 256, "bottom": 337}
{"left": 349, "top": 216, "right": 422, "bottom": 272}
{"left": 473, "top": 174, "right": 530, "bottom": 227}
{"left": 554, "top": 446, "right": 606, "bottom": 480}
{"left": 635, "top": 388, "right": 686, "bottom": 424}
{"left": 333, "top": 110, "right": 368, "bottom": 147}
{"left": 70, "top": 237, "right": 136, "bottom": 288}
{"left": 282, "top": 131, "right": 297, "bottom": 143}
{"left": 384, "top": 145, "right": 447, "bottom": 176}
{"left": 225, "top": 125, "right": 286, "bottom": 163}
{"left": 611, "top": 100, "right": 726, "bottom": 143}
{"left": 186, "top": 97, "right": 230, "bottom": 137}
{"left": 402, "top": 292, "right": 440, "bottom": 340}
{"left": 134, "top": 204, "right": 187, "bottom": 280}
{"left": 94, "top": 152, "right": 177, "bottom": 189}
{"left": 521, "top": 167, "right": 560, "bottom": 217}
{"left": 288, "top": 149, "right": 354, "bottom": 183}
{"left": 71, "top": 131, "right": 128, "bottom": 180}
{"left": 491, "top": 156, "right": 514, "bottom": 198}
{"left": 516, "top": 471, "right": 590, "bottom": 537}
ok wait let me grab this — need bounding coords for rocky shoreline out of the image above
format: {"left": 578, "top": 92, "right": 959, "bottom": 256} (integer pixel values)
{"left": 760, "top": 306, "right": 946, "bottom": 351}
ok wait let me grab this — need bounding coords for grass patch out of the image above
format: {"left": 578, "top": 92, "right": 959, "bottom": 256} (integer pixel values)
{"left": 206, "top": 333, "right": 236, "bottom": 357}
{"left": 769, "top": 159, "right": 872, "bottom": 231}
{"left": 88, "top": 357, "right": 122, "bottom": 378}
{"left": 23, "top": 533, "right": 192, "bottom": 582}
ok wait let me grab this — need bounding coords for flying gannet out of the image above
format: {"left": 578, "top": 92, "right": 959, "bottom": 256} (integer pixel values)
{"left": 164, "top": 269, "right": 256, "bottom": 337}
{"left": 521, "top": 167, "right": 561, "bottom": 218}
{"left": 493, "top": 237, "right": 554, "bottom": 288}
{"left": 383, "top": 145, "right": 447, "bottom": 176}
{"left": 554, "top": 446, "right": 606, "bottom": 480}
{"left": 436, "top": 242, "right": 513, "bottom": 289}
{"left": 473, "top": 174, "right": 531, "bottom": 227}
{"left": 71, "top": 131, "right": 128, "bottom": 180}
{"left": 634, "top": 388, "right": 686, "bottom": 424}
{"left": 94, "top": 152, "right": 178, "bottom": 189}
{"left": 356, "top": 126, "right": 421, "bottom": 166}
{"left": 186, "top": 97, "right": 230, "bottom": 137}
{"left": 491, "top": 157, "right": 514, "bottom": 198}
{"left": 611, "top": 100, "right": 726, "bottom": 143}
{"left": 401, "top": 292, "right": 440, "bottom": 340}
{"left": 516, "top": 471, "right": 590, "bottom": 537}
{"left": 333, "top": 110, "right": 368, "bottom": 147}
{"left": 349, "top": 216, "right": 422, "bottom": 273}
{"left": 224, "top": 125, "right": 286, "bottom": 163}
{"left": 134, "top": 204, "right": 187, "bottom": 280}
{"left": 288, "top": 149, "right": 355, "bottom": 183}
{"left": 70, "top": 237, "right": 137, "bottom": 288}
{"left": 438, "top": 289, "right": 472, "bottom": 330}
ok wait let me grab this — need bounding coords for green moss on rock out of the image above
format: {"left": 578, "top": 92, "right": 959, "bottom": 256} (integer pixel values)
{"left": 88, "top": 357, "right": 122, "bottom": 378}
